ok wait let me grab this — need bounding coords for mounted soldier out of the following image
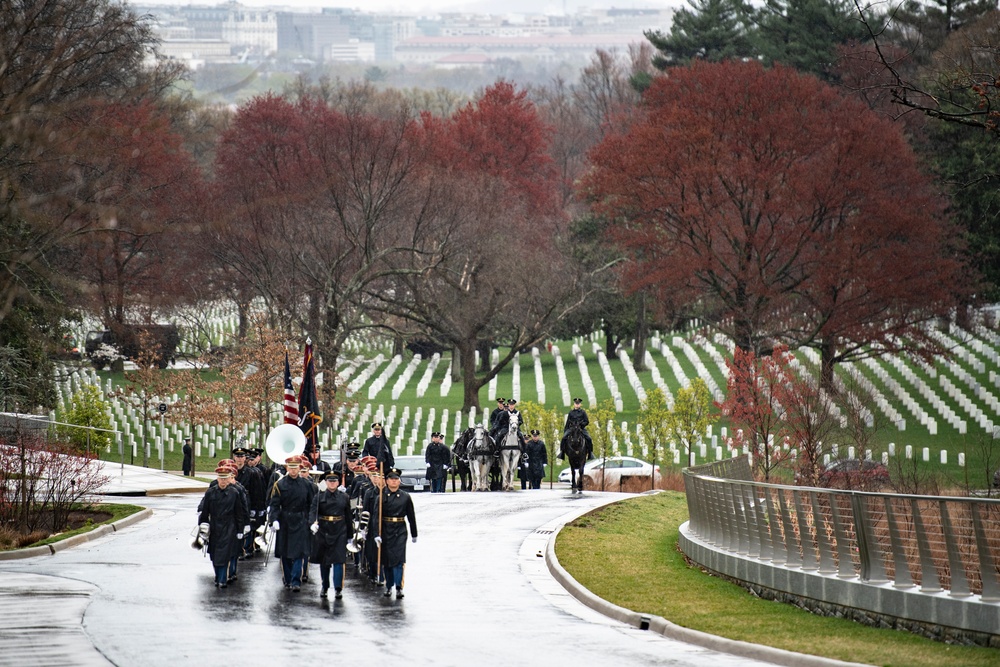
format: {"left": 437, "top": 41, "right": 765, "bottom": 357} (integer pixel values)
{"left": 559, "top": 397, "right": 593, "bottom": 461}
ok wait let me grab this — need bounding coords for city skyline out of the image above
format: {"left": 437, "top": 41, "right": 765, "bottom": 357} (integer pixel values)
{"left": 137, "top": 0, "right": 680, "bottom": 16}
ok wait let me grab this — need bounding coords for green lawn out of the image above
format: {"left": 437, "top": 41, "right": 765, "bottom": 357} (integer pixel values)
{"left": 556, "top": 493, "right": 1000, "bottom": 667}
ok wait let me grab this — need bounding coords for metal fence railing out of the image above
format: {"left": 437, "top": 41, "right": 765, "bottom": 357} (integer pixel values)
{"left": 683, "top": 457, "right": 1000, "bottom": 600}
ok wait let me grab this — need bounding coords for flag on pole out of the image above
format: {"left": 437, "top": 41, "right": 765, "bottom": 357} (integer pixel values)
{"left": 297, "top": 340, "right": 322, "bottom": 462}
{"left": 283, "top": 352, "right": 299, "bottom": 425}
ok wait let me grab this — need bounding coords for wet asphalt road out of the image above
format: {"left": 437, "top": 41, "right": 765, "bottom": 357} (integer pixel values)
{"left": 0, "top": 490, "right": 777, "bottom": 667}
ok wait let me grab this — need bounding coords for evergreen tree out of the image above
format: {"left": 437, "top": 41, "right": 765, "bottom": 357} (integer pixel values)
{"left": 646, "top": 0, "right": 756, "bottom": 68}
{"left": 887, "top": 0, "right": 998, "bottom": 64}
{"left": 751, "top": 0, "right": 870, "bottom": 79}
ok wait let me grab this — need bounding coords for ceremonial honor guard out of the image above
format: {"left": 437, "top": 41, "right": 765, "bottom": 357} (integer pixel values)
{"left": 424, "top": 432, "right": 450, "bottom": 493}
{"left": 361, "top": 463, "right": 385, "bottom": 583}
{"left": 559, "top": 397, "right": 593, "bottom": 460}
{"left": 309, "top": 471, "right": 351, "bottom": 599}
{"left": 362, "top": 422, "right": 395, "bottom": 470}
{"left": 198, "top": 462, "right": 250, "bottom": 588}
{"left": 182, "top": 437, "right": 193, "bottom": 476}
{"left": 232, "top": 447, "right": 264, "bottom": 558}
{"left": 525, "top": 430, "right": 548, "bottom": 489}
{"left": 268, "top": 455, "right": 317, "bottom": 592}
{"left": 489, "top": 397, "right": 505, "bottom": 434}
{"left": 373, "top": 467, "right": 417, "bottom": 599}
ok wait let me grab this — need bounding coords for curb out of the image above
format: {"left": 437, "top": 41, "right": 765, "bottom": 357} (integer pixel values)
{"left": 544, "top": 498, "right": 874, "bottom": 667}
{"left": 0, "top": 507, "right": 154, "bottom": 561}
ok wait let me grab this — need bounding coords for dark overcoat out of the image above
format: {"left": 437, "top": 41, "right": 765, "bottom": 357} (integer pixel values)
{"left": 268, "top": 474, "right": 316, "bottom": 560}
{"left": 526, "top": 439, "right": 548, "bottom": 478}
{"left": 198, "top": 484, "right": 249, "bottom": 568}
{"left": 362, "top": 433, "right": 395, "bottom": 470}
{"left": 424, "top": 441, "right": 451, "bottom": 480}
{"left": 309, "top": 488, "right": 351, "bottom": 566}
{"left": 373, "top": 488, "right": 417, "bottom": 568}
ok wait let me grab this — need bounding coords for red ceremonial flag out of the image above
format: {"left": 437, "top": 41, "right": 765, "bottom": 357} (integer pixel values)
{"left": 283, "top": 352, "right": 299, "bottom": 425}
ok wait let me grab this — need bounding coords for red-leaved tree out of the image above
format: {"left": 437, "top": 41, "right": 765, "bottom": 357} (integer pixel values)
{"left": 582, "top": 61, "right": 969, "bottom": 385}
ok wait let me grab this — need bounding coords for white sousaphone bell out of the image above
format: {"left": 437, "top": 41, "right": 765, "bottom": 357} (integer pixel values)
{"left": 264, "top": 423, "right": 306, "bottom": 467}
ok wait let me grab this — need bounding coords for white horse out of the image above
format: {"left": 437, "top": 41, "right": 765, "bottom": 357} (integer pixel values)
{"left": 498, "top": 411, "right": 523, "bottom": 491}
{"left": 467, "top": 423, "right": 495, "bottom": 492}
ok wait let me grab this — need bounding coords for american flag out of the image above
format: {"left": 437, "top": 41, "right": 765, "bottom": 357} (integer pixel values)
{"left": 283, "top": 352, "right": 299, "bottom": 425}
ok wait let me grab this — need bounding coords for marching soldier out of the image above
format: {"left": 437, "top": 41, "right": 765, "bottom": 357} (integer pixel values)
{"left": 559, "top": 397, "right": 593, "bottom": 461}
{"left": 373, "top": 467, "right": 417, "bottom": 599}
{"left": 309, "top": 471, "right": 351, "bottom": 599}
{"left": 362, "top": 422, "right": 395, "bottom": 471}
{"left": 525, "top": 430, "right": 548, "bottom": 489}
{"left": 232, "top": 447, "right": 264, "bottom": 559}
{"left": 198, "top": 461, "right": 250, "bottom": 588}
{"left": 332, "top": 444, "right": 361, "bottom": 490}
{"left": 268, "top": 455, "right": 317, "bottom": 592}
{"left": 361, "top": 466, "right": 386, "bottom": 583}
{"left": 424, "top": 432, "right": 450, "bottom": 493}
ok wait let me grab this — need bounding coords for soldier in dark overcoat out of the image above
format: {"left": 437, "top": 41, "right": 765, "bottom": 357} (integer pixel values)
{"left": 373, "top": 467, "right": 417, "bottom": 598}
{"left": 233, "top": 447, "right": 264, "bottom": 558}
{"left": 361, "top": 466, "right": 385, "bottom": 582}
{"left": 268, "top": 456, "right": 317, "bottom": 592}
{"left": 198, "top": 462, "right": 250, "bottom": 588}
{"left": 559, "top": 397, "right": 593, "bottom": 460}
{"left": 525, "top": 430, "right": 548, "bottom": 489}
{"left": 309, "top": 471, "right": 351, "bottom": 599}
{"left": 488, "top": 397, "right": 505, "bottom": 434}
{"left": 362, "top": 422, "right": 395, "bottom": 470}
{"left": 424, "top": 432, "right": 451, "bottom": 493}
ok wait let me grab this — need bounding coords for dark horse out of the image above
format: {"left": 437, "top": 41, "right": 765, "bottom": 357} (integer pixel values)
{"left": 564, "top": 425, "right": 589, "bottom": 494}
{"left": 451, "top": 428, "right": 475, "bottom": 492}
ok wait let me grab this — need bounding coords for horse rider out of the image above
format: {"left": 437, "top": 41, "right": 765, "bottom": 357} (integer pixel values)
{"left": 489, "top": 397, "right": 506, "bottom": 434}
{"left": 424, "top": 432, "right": 451, "bottom": 493}
{"left": 490, "top": 399, "right": 526, "bottom": 448}
{"left": 268, "top": 455, "right": 317, "bottom": 592}
{"left": 362, "top": 422, "right": 395, "bottom": 471}
{"left": 309, "top": 471, "right": 351, "bottom": 599}
{"left": 197, "top": 461, "right": 250, "bottom": 588}
{"left": 373, "top": 467, "right": 417, "bottom": 599}
{"left": 525, "top": 429, "right": 548, "bottom": 489}
{"left": 559, "top": 397, "right": 594, "bottom": 461}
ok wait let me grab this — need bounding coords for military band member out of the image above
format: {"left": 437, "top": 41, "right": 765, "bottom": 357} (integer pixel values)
{"left": 332, "top": 444, "right": 360, "bottom": 489}
{"left": 424, "top": 432, "right": 450, "bottom": 493}
{"left": 525, "top": 430, "right": 548, "bottom": 489}
{"left": 309, "top": 471, "right": 351, "bottom": 599}
{"left": 361, "top": 467, "right": 385, "bottom": 583}
{"left": 373, "top": 467, "right": 417, "bottom": 598}
{"left": 232, "top": 447, "right": 264, "bottom": 558}
{"left": 198, "top": 462, "right": 250, "bottom": 588}
{"left": 559, "top": 397, "right": 593, "bottom": 460}
{"left": 268, "top": 455, "right": 317, "bottom": 592}
{"left": 362, "top": 422, "right": 395, "bottom": 470}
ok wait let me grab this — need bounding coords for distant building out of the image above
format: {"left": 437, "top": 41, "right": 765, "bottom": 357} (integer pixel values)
{"left": 395, "top": 34, "right": 640, "bottom": 65}
{"left": 326, "top": 39, "right": 376, "bottom": 62}
{"left": 374, "top": 17, "right": 416, "bottom": 62}
{"left": 222, "top": 8, "right": 278, "bottom": 54}
{"left": 276, "top": 12, "right": 350, "bottom": 59}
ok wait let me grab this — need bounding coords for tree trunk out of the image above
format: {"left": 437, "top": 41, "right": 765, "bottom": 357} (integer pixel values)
{"left": 451, "top": 346, "right": 461, "bottom": 382}
{"left": 236, "top": 300, "right": 249, "bottom": 341}
{"left": 392, "top": 333, "right": 403, "bottom": 357}
{"left": 820, "top": 338, "right": 836, "bottom": 391}
{"left": 459, "top": 343, "right": 483, "bottom": 412}
{"left": 477, "top": 338, "right": 491, "bottom": 373}
{"left": 603, "top": 323, "right": 619, "bottom": 357}
{"left": 633, "top": 291, "right": 648, "bottom": 372}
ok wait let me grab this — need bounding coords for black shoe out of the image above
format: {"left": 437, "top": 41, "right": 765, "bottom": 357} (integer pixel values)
{"left": 396, "top": 589, "right": 404, "bottom": 599}
{"left": 335, "top": 589, "right": 343, "bottom": 599}
{"left": 320, "top": 587, "right": 328, "bottom": 598}
{"left": 383, "top": 589, "right": 391, "bottom": 597}
{"left": 219, "top": 583, "right": 228, "bottom": 589}
{"left": 292, "top": 585, "right": 301, "bottom": 593}
{"left": 228, "top": 574, "right": 238, "bottom": 582}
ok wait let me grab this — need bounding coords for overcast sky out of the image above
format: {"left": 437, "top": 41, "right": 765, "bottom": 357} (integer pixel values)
{"left": 143, "top": 0, "right": 679, "bottom": 16}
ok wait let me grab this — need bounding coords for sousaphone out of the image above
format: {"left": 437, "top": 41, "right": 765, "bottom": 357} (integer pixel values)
{"left": 265, "top": 423, "right": 306, "bottom": 466}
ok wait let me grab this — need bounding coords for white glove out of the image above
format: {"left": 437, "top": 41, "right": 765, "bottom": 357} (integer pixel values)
{"left": 374, "top": 536, "right": 382, "bottom": 545}
{"left": 310, "top": 522, "right": 319, "bottom": 534}
{"left": 412, "top": 536, "right": 417, "bottom": 543}
{"left": 271, "top": 521, "right": 280, "bottom": 531}
{"left": 237, "top": 532, "right": 243, "bottom": 540}
{"left": 243, "top": 525, "right": 251, "bottom": 535}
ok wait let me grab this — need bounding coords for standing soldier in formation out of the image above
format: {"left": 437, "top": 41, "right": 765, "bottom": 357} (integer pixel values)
{"left": 268, "top": 455, "right": 316, "bottom": 592}
{"left": 182, "top": 437, "right": 193, "bottom": 476}
{"left": 559, "top": 397, "right": 594, "bottom": 461}
{"left": 361, "top": 464, "right": 385, "bottom": 583}
{"left": 309, "top": 471, "right": 351, "bottom": 599}
{"left": 198, "top": 461, "right": 250, "bottom": 588}
{"left": 373, "top": 467, "right": 417, "bottom": 599}
{"left": 363, "top": 422, "right": 395, "bottom": 471}
{"left": 424, "top": 432, "right": 450, "bottom": 493}
{"left": 525, "top": 430, "right": 548, "bottom": 489}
